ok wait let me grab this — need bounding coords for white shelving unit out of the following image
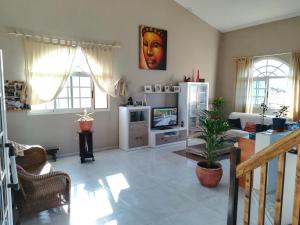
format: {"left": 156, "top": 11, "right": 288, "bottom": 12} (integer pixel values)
{"left": 178, "top": 82, "right": 209, "bottom": 134}
{"left": 119, "top": 106, "right": 151, "bottom": 151}
{"left": 178, "top": 82, "right": 209, "bottom": 152}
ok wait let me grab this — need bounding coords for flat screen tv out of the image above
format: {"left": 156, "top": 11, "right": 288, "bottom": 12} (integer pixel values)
{"left": 152, "top": 107, "right": 178, "bottom": 129}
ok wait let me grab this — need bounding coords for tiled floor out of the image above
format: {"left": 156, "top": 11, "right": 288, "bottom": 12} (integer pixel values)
{"left": 21, "top": 144, "right": 246, "bottom": 225}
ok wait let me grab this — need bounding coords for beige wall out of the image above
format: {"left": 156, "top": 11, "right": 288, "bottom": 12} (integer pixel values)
{"left": 0, "top": 0, "right": 220, "bottom": 155}
{"left": 216, "top": 16, "right": 300, "bottom": 116}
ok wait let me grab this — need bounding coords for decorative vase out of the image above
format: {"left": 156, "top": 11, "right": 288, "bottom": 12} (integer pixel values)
{"left": 192, "top": 69, "right": 200, "bottom": 82}
{"left": 195, "top": 160, "right": 223, "bottom": 188}
{"left": 272, "top": 118, "right": 286, "bottom": 132}
{"left": 79, "top": 120, "right": 93, "bottom": 131}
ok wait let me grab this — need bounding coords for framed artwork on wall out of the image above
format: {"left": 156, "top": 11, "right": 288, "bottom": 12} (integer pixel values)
{"left": 139, "top": 25, "right": 167, "bottom": 70}
{"left": 154, "top": 84, "right": 162, "bottom": 92}
{"left": 173, "top": 86, "right": 181, "bottom": 93}
{"left": 164, "top": 86, "right": 170, "bottom": 92}
{"left": 144, "top": 85, "right": 153, "bottom": 93}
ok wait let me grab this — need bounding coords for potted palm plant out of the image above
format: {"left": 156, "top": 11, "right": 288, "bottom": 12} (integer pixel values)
{"left": 77, "top": 109, "right": 94, "bottom": 131}
{"left": 195, "top": 97, "right": 229, "bottom": 187}
{"left": 273, "top": 105, "right": 289, "bottom": 132}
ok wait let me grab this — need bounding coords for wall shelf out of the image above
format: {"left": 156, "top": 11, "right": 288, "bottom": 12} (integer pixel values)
{"left": 144, "top": 91, "right": 180, "bottom": 94}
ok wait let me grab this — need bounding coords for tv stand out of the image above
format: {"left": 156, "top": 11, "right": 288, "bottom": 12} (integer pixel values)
{"left": 149, "top": 126, "right": 187, "bottom": 147}
{"left": 154, "top": 126, "right": 172, "bottom": 130}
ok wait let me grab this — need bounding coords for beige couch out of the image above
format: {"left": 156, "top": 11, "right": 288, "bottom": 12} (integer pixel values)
{"left": 226, "top": 112, "right": 274, "bottom": 138}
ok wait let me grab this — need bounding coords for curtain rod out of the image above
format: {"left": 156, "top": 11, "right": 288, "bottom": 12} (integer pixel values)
{"left": 233, "top": 52, "right": 291, "bottom": 60}
{"left": 6, "top": 31, "right": 121, "bottom": 48}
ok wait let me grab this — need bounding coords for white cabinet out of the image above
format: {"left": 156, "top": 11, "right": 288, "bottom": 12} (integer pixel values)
{"left": 119, "top": 106, "right": 151, "bottom": 151}
{"left": 178, "top": 82, "right": 209, "bottom": 136}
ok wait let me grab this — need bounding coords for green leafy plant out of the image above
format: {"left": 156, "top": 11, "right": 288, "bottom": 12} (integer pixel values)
{"left": 127, "top": 96, "right": 133, "bottom": 105}
{"left": 76, "top": 109, "right": 94, "bottom": 121}
{"left": 197, "top": 97, "right": 229, "bottom": 168}
{"left": 274, "top": 105, "right": 289, "bottom": 118}
{"left": 260, "top": 102, "right": 268, "bottom": 124}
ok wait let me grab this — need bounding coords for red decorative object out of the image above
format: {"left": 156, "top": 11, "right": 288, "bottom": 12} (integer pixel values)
{"left": 79, "top": 121, "right": 93, "bottom": 131}
{"left": 244, "top": 122, "right": 256, "bottom": 132}
{"left": 196, "top": 69, "right": 200, "bottom": 82}
{"left": 192, "top": 69, "right": 200, "bottom": 82}
{"left": 195, "top": 160, "right": 223, "bottom": 187}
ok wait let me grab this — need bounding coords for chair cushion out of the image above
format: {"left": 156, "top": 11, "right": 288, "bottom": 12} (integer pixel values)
{"left": 26, "top": 162, "right": 54, "bottom": 175}
{"left": 244, "top": 122, "right": 256, "bottom": 132}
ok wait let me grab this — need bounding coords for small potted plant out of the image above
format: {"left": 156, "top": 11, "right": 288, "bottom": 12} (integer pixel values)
{"left": 257, "top": 102, "right": 269, "bottom": 132}
{"left": 273, "top": 105, "right": 289, "bottom": 132}
{"left": 195, "top": 97, "right": 229, "bottom": 188}
{"left": 77, "top": 109, "right": 94, "bottom": 131}
{"left": 127, "top": 97, "right": 133, "bottom": 105}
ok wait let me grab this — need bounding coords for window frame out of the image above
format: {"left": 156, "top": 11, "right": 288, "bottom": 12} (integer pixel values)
{"left": 29, "top": 72, "right": 110, "bottom": 115}
{"left": 252, "top": 57, "right": 291, "bottom": 112}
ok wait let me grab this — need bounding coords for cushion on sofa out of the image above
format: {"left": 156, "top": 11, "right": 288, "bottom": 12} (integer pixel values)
{"left": 228, "top": 118, "right": 242, "bottom": 130}
{"left": 244, "top": 122, "right": 256, "bottom": 132}
{"left": 256, "top": 124, "right": 271, "bottom": 132}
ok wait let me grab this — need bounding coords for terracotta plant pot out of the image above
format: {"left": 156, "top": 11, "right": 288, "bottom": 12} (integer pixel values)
{"left": 195, "top": 160, "right": 223, "bottom": 188}
{"left": 79, "top": 120, "right": 93, "bottom": 131}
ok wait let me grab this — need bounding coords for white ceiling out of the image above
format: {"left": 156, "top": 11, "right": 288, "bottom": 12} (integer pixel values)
{"left": 174, "top": 0, "right": 300, "bottom": 32}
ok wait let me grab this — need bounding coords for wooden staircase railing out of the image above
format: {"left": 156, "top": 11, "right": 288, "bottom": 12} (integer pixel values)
{"left": 227, "top": 128, "right": 300, "bottom": 225}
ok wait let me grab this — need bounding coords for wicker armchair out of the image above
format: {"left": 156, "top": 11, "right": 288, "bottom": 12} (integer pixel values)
{"left": 15, "top": 146, "right": 71, "bottom": 215}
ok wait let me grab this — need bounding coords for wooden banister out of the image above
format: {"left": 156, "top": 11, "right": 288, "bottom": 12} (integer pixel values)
{"left": 227, "top": 128, "right": 300, "bottom": 225}
{"left": 258, "top": 163, "right": 268, "bottom": 225}
{"left": 243, "top": 171, "right": 253, "bottom": 225}
{"left": 292, "top": 144, "right": 300, "bottom": 225}
{"left": 236, "top": 128, "right": 300, "bottom": 178}
{"left": 274, "top": 153, "right": 286, "bottom": 225}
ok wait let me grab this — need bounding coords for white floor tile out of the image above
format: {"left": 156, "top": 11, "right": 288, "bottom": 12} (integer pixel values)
{"left": 20, "top": 145, "right": 242, "bottom": 225}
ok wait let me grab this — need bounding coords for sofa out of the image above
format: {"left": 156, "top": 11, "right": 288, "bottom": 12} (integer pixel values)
{"left": 226, "top": 112, "right": 274, "bottom": 138}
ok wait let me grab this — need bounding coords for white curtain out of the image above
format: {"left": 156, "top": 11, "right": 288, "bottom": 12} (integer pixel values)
{"left": 81, "top": 45, "right": 116, "bottom": 97}
{"left": 23, "top": 38, "right": 76, "bottom": 105}
{"left": 291, "top": 52, "right": 300, "bottom": 121}
{"left": 234, "top": 57, "right": 254, "bottom": 113}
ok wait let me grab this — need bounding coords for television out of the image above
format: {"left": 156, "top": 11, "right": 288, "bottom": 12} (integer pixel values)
{"left": 151, "top": 107, "right": 178, "bottom": 129}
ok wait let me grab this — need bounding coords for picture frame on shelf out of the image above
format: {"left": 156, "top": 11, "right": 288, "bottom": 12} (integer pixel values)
{"left": 173, "top": 86, "right": 181, "bottom": 93}
{"left": 144, "top": 85, "right": 153, "bottom": 93}
{"left": 164, "top": 86, "right": 170, "bottom": 92}
{"left": 154, "top": 84, "right": 162, "bottom": 92}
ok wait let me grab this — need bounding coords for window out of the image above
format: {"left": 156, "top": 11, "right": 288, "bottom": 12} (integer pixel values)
{"left": 31, "top": 47, "right": 108, "bottom": 113}
{"left": 252, "top": 58, "right": 291, "bottom": 112}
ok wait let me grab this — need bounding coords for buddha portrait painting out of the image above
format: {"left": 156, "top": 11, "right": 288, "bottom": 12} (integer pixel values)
{"left": 139, "top": 25, "right": 167, "bottom": 70}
